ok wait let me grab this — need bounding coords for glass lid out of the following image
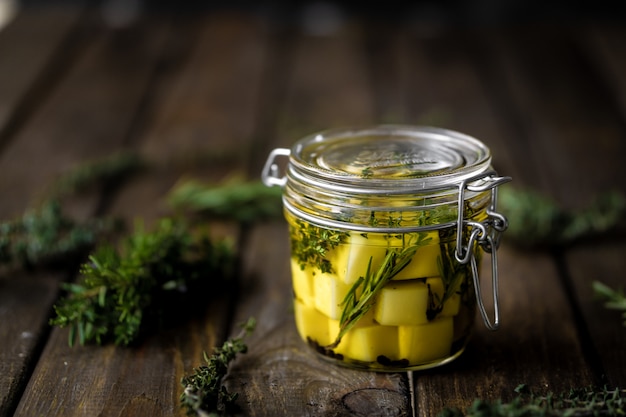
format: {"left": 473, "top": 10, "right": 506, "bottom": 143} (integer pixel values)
{"left": 290, "top": 125, "right": 492, "bottom": 192}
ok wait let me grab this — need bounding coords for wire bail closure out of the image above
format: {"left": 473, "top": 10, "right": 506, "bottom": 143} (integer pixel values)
{"left": 454, "top": 171, "right": 511, "bottom": 331}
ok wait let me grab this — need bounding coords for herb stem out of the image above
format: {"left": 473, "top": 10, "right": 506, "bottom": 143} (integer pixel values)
{"left": 327, "top": 240, "right": 422, "bottom": 349}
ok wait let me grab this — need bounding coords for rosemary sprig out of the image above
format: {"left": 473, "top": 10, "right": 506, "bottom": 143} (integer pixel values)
{"left": 181, "top": 317, "right": 256, "bottom": 417}
{"left": 439, "top": 385, "right": 626, "bottom": 417}
{"left": 167, "top": 177, "right": 283, "bottom": 223}
{"left": 0, "top": 200, "right": 118, "bottom": 270}
{"left": 327, "top": 234, "right": 430, "bottom": 349}
{"left": 593, "top": 281, "right": 626, "bottom": 327}
{"left": 50, "top": 218, "right": 235, "bottom": 346}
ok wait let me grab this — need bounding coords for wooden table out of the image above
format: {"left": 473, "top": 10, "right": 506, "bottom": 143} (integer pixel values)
{"left": 1, "top": 3, "right": 625, "bottom": 416}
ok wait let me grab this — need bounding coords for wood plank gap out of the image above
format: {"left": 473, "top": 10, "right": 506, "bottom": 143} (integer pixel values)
{"left": 91, "top": 18, "right": 205, "bottom": 218}
{"left": 463, "top": 29, "right": 543, "bottom": 185}
{"left": 408, "top": 371, "right": 416, "bottom": 417}
{"left": 0, "top": 270, "right": 69, "bottom": 417}
{"left": 552, "top": 249, "right": 609, "bottom": 387}
{"left": 0, "top": 4, "right": 95, "bottom": 155}
{"left": 243, "top": 23, "right": 298, "bottom": 177}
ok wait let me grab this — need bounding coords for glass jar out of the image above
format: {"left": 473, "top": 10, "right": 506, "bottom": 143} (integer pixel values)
{"left": 262, "top": 125, "right": 511, "bottom": 371}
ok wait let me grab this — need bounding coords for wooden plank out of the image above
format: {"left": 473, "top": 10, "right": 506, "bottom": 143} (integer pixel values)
{"left": 0, "top": 271, "right": 60, "bottom": 417}
{"left": 226, "top": 21, "right": 411, "bottom": 417}
{"left": 567, "top": 25, "right": 626, "bottom": 387}
{"left": 0, "top": 5, "right": 86, "bottom": 152}
{"left": 13, "top": 12, "right": 270, "bottom": 417}
{"left": 271, "top": 22, "right": 376, "bottom": 147}
{"left": 484, "top": 23, "right": 626, "bottom": 388}
{"left": 485, "top": 25, "right": 626, "bottom": 205}
{"left": 0, "top": 7, "right": 167, "bottom": 416}
{"left": 371, "top": 25, "right": 597, "bottom": 415}
{"left": 5, "top": 11, "right": 185, "bottom": 417}
{"left": 566, "top": 243, "right": 626, "bottom": 386}
{"left": 581, "top": 24, "right": 626, "bottom": 127}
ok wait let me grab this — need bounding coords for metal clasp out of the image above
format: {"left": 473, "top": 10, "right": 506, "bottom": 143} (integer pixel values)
{"left": 454, "top": 171, "right": 511, "bottom": 331}
{"left": 261, "top": 148, "right": 290, "bottom": 187}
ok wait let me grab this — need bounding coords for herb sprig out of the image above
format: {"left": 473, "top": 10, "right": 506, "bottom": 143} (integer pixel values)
{"left": 50, "top": 218, "right": 235, "bottom": 346}
{"left": 167, "top": 178, "right": 283, "bottom": 223}
{"left": 290, "top": 220, "right": 349, "bottom": 274}
{"left": 50, "top": 151, "right": 143, "bottom": 197}
{"left": 499, "top": 186, "right": 625, "bottom": 248}
{"left": 0, "top": 200, "right": 118, "bottom": 270}
{"left": 181, "top": 318, "right": 256, "bottom": 417}
{"left": 327, "top": 233, "right": 431, "bottom": 348}
{"left": 439, "top": 384, "right": 626, "bottom": 417}
{"left": 593, "top": 281, "right": 626, "bottom": 327}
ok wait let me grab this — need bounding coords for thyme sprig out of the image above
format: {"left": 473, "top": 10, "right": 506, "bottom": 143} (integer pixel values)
{"left": 181, "top": 317, "right": 256, "bottom": 417}
{"left": 439, "top": 385, "right": 626, "bottom": 417}
{"left": 499, "top": 186, "right": 625, "bottom": 248}
{"left": 50, "top": 151, "right": 143, "bottom": 197}
{"left": 167, "top": 178, "right": 283, "bottom": 223}
{"left": 50, "top": 218, "right": 235, "bottom": 346}
{"left": 593, "top": 281, "right": 626, "bottom": 327}
{"left": 290, "top": 220, "right": 349, "bottom": 274}
{"left": 327, "top": 233, "right": 431, "bottom": 349}
{"left": 0, "top": 200, "right": 118, "bottom": 270}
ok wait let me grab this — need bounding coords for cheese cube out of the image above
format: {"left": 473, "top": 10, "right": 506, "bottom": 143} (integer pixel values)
{"left": 294, "top": 298, "right": 333, "bottom": 346}
{"left": 398, "top": 317, "right": 453, "bottom": 364}
{"left": 343, "top": 233, "right": 388, "bottom": 285}
{"left": 313, "top": 272, "right": 352, "bottom": 320}
{"left": 326, "top": 241, "right": 349, "bottom": 277}
{"left": 332, "top": 321, "right": 399, "bottom": 363}
{"left": 290, "top": 259, "right": 315, "bottom": 307}
{"left": 426, "top": 277, "right": 461, "bottom": 317}
{"left": 393, "top": 243, "right": 442, "bottom": 280}
{"left": 374, "top": 280, "right": 430, "bottom": 326}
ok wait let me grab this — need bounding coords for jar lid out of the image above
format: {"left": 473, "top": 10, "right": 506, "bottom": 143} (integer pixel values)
{"left": 290, "top": 125, "right": 492, "bottom": 193}
{"left": 262, "top": 125, "right": 504, "bottom": 232}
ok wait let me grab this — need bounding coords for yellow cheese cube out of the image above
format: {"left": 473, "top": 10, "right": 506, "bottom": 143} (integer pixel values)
{"left": 426, "top": 277, "right": 461, "bottom": 317}
{"left": 290, "top": 259, "right": 315, "bottom": 307}
{"left": 294, "top": 298, "right": 333, "bottom": 346}
{"left": 313, "top": 272, "right": 352, "bottom": 320}
{"left": 393, "top": 243, "right": 442, "bottom": 280}
{"left": 343, "top": 233, "right": 388, "bottom": 285}
{"left": 398, "top": 317, "right": 453, "bottom": 364}
{"left": 374, "top": 280, "right": 430, "bottom": 326}
{"left": 332, "top": 322, "right": 399, "bottom": 363}
{"left": 326, "top": 241, "right": 349, "bottom": 277}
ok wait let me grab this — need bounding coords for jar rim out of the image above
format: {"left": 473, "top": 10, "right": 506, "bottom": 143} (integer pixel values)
{"left": 288, "top": 125, "right": 492, "bottom": 194}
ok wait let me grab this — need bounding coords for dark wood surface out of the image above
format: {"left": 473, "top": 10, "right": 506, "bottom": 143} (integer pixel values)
{"left": 1, "top": 3, "right": 625, "bottom": 416}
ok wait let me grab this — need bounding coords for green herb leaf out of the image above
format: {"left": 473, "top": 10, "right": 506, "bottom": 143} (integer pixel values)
{"left": 499, "top": 186, "right": 626, "bottom": 248}
{"left": 438, "top": 385, "right": 626, "bottom": 417}
{"left": 50, "top": 151, "right": 143, "bottom": 197}
{"left": 167, "top": 178, "right": 283, "bottom": 223}
{"left": 0, "top": 200, "right": 118, "bottom": 270}
{"left": 593, "top": 280, "right": 626, "bottom": 327}
{"left": 49, "top": 218, "right": 235, "bottom": 346}
{"left": 289, "top": 220, "right": 349, "bottom": 274}
{"left": 180, "top": 318, "right": 256, "bottom": 416}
